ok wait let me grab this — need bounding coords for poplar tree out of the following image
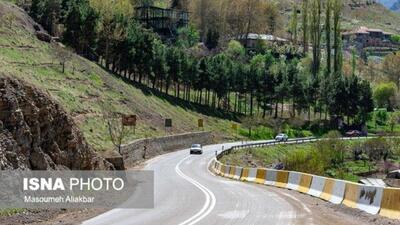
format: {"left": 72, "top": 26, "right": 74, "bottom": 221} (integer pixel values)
{"left": 333, "top": 0, "right": 342, "bottom": 74}
{"left": 290, "top": 3, "right": 298, "bottom": 44}
{"left": 325, "top": 0, "right": 332, "bottom": 75}
{"left": 310, "top": 0, "right": 322, "bottom": 77}
{"left": 301, "top": 0, "right": 309, "bottom": 54}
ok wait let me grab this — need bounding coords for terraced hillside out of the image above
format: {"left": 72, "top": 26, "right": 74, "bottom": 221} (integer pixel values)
{"left": 0, "top": 1, "right": 238, "bottom": 152}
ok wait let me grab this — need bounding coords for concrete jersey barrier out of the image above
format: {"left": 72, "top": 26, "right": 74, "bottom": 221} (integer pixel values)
{"left": 220, "top": 165, "right": 227, "bottom": 177}
{"left": 240, "top": 168, "right": 249, "bottom": 181}
{"left": 228, "top": 166, "right": 236, "bottom": 179}
{"left": 308, "top": 175, "right": 326, "bottom": 198}
{"left": 298, "top": 173, "right": 313, "bottom": 193}
{"left": 255, "top": 169, "right": 267, "bottom": 184}
{"left": 265, "top": 169, "right": 278, "bottom": 186}
{"left": 380, "top": 188, "right": 400, "bottom": 219}
{"left": 245, "top": 168, "right": 257, "bottom": 182}
{"left": 224, "top": 165, "right": 231, "bottom": 178}
{"left": 275, "top": 171, "right": 289, "bottom": 188}
{"left": 320, "top": 178, "right": 346, "bottom": 204}
{"left": 343, "top": 182, "right": 361, "bottom": 209}
{"left": 233, "top": 166, "right": 242, "bottom": 180}
{"left": 210, "top": 138, "right": 400, "bottom": 220}
{"left": 357, "top": 185, "right": 384, "bottom": 215}
{"left": 287, "top": 172, "right": 302, "bottom": 190}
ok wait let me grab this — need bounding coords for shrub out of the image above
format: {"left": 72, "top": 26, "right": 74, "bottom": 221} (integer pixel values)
{"left": 375, "top": 109, "right": 388, "bottom": 126}
{"left": 362, "top": 138, "right": 390, "bottom": 161}
{"left": 373, "top": 82, "right": 397, "bottom": 110}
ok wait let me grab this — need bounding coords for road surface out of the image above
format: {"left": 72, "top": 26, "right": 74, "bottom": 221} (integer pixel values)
{"left": 83, "top": 141, "right": 364, "bottom": 225}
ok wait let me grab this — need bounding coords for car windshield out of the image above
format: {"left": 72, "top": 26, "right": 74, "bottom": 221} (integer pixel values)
{"left": 191, "top": 144, "right": 201, "bottom": 148}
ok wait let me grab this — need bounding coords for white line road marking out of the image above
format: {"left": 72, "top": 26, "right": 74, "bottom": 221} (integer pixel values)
{"left": 176, "top": 155, "right": 216, "bottom": 225}
{"left": 281, "top": 193, "right": 312, "bottom": 214}
{"left": 281, "top": 192, "right": 314, "bottom": 225}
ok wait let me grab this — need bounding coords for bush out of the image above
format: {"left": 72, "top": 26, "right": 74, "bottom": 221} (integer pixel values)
{"left": 373, "top": 82, "right": 397, "bottom": 110}
{"left": 238, "top": 126, "right": 274, "bottom": 140}
{"left": 283, "top": 148, "right": 326, "bottom": 175}
{"left": 391, "top": 35, "right": 400, "bottom": 44}
{"left": 375, "top": 109, "right": 388, "bottom": 126}
{"left": 362, "top": 137, "right": 390, "bottom": 161}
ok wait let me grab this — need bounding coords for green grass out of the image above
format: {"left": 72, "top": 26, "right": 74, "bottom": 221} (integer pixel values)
{"left": 0, "top": 208, "right": 24, "bottom": 217}
{"left": 220, "top": 141, "right": 381, "bottom": 183}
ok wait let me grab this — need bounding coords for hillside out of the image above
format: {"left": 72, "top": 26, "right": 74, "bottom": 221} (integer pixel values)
{"left": 0, "top": 1, "right": 239, "bottom": 152}
{"left": 279, "top": 0, "right": 400, "bottom": 33}
{"left": 163, "top": 0, "right": 400, "bottom": 34}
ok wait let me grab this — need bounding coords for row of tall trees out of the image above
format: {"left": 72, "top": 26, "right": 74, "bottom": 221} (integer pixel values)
{"left": 25, "top": 0, "right": 374, "bottom": 123}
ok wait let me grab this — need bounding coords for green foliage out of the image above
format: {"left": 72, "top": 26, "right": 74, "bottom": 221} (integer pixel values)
{"left": 176, "top": 25, "right": 200, "bottom": 48}
{"left": 373, "top": 82, "right": 397, "bottom": 110}
{"left": 220, "top": 137, "right": 396, "bottom": 182}
{"left": 389, "top": 111, "right": 400, "bottom": 132}
{"left": 29, "top": 0, "right": 63, "bottom": 35}
{"left": 225, "top": 40, "right": 245, "bottom": 61}
{"left": 391, "top": 34, "right": 400, "bottom": 43}
{"left": 362, "top": 138, "right": 390, "bottom": 161}
{"left": 238, "top": 126, "right": 275, "bottom": 140}
{"left": 205, "top": 28, "right": 219, "bottom": 50}
{"left": 20, "top": 0, "right": 374, "bottom": 126}
{"left": 64, "top": 0, "right": 98, "bottom": 56}
{"left": 290, "top": 3, "right": 298, "bottom": 43}
{"left": 375, "top": 109, "right": 388, "bottom": 126}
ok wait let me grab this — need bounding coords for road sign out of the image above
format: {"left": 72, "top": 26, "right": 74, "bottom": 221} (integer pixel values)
{"left": 122, "top": 115, "right": 137, "bottom": 126}
{"left": 165, "top": 119, "right": 172, "bottom": 128}
{"left": 231, "top": 123, "right": 238, "bottom": 130}
{"left": 198, "top": 119, "right": 204, "bottom": 128}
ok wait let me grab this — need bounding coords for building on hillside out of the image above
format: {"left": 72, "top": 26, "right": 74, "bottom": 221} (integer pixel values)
{"left": 236, "top": 33, "right": 288, "bottom": 49}
{"left": 135, "top": 5, "right": 189, "bottom": 39}
{"left": 342, "top": 26, "right": 395, "bottom": 49}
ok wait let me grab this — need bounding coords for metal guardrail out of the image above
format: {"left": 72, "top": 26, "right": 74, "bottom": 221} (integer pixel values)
{"left": 216, "top": 137, "right": 317, "bottom": 160}
{"left": 216, "top": 136, "right": 388, "bottom": 160}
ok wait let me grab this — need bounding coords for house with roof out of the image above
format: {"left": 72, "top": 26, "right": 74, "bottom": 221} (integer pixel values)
{"left": 342, "top": 26, "right": 395, "bottom": 49}
{"left": 236, "top": 33, "right": 288, "bottom": 49}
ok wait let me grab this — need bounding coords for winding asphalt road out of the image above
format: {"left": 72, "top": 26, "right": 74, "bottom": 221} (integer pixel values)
{"left": 82, "top": 141, "right": 364, "bottom": 225}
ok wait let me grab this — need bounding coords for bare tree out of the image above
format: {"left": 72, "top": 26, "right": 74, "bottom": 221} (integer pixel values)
{"left": 101, "top": 104, "right": 130, "bottom": 154}
{"left": 53, "top": 43, "right": 73, "bottom": 73}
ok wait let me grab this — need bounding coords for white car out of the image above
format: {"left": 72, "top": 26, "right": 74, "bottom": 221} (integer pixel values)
{"left": 190, "top": 144, "right": 203, "bottom": 154}
{"left": 275, "top": 133, "right": 288, "bottom": 142}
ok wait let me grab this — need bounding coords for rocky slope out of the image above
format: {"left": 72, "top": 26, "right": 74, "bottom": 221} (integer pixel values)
{"left": 0, "top": 74, "right": 112, "bottom": 170}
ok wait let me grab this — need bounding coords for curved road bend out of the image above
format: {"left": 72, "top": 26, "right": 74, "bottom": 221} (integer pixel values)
{"left": 83, "top": 142, "right": 365, "bottom": 225}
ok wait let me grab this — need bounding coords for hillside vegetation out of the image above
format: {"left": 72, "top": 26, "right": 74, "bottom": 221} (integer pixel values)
{"left": 278, "top": 0, "right": 400, "bottom": 33}
{"left": 162, "top": 0, "right": 400, "bottom": 35}
{"left": 0, "top": 1, "right": 238, "bottom": 152}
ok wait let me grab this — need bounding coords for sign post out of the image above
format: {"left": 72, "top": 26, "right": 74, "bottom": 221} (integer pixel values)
{"left": 231, "top": 123, "right": 238, "bottom": 136}
{"left": 122, "top": 115, "right": 137, "bottom": 134}
{"left": 165, "top": 118, "right": 172, "bottom": 135}
{"left": 198, "top": 119, "right": 204, "bottom": 130}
